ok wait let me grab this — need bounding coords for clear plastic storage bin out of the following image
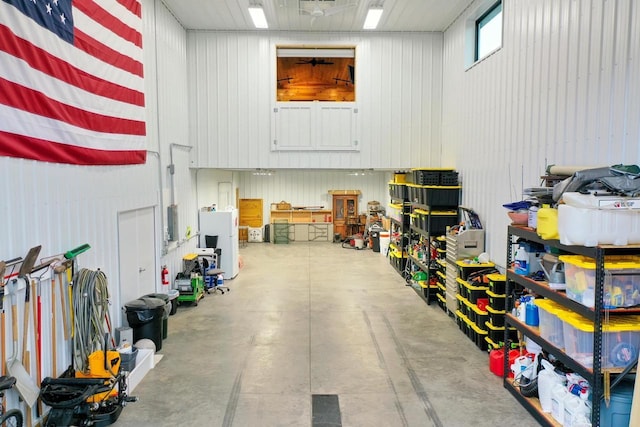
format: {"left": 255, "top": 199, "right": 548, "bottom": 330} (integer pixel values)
{"left": 558, "top": 311, "right": 640, "bottom": 369}
{"left": 534, "top": 299, "right": 566, "bottom": 349}
{"left": 558, "top": 254, "right": 640, "bottom": 308}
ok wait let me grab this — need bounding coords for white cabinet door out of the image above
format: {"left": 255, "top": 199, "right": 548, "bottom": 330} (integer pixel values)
{"left": 272, "top": 103, "right": 359, "bottom": 151}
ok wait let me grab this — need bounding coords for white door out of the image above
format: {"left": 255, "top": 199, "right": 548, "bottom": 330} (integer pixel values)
{"left": 117, "top": 207, "right": 156, "bottom": 327}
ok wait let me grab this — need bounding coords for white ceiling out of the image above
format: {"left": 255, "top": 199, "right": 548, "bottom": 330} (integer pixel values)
{"left": 161, "top": 0, "right": 474, "bottom": 32}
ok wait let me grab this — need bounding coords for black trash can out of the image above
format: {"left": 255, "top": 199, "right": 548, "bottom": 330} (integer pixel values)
{"left": 125, "top": 297, "right": 165, "bottom": 351}
{"left": 370, "top": 230, "right": 381, "bottom": 252}
{"left": 167, "top": 289, "right": 179, "bottom": 315}
{"left": 142, "top": 294, "right": 171, "bottom": 340}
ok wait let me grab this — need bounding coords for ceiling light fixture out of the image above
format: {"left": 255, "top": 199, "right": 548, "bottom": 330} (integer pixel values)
{"left": 363, "top": 7, "right": 383, "bottom": 30}
{"left": 253, "top": 168, "right": 275, "bottom": 176}
{"left": 248, "top": 5, "right": 268, "bottom": 29}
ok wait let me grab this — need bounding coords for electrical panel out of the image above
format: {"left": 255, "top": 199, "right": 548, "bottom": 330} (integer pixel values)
{"left": 167, "top": 204, "right": 179, "bottom": 241}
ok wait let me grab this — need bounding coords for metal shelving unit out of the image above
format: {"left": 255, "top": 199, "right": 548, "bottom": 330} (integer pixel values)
{"left": 388, "top": 185, "right": 411, "bottom": 277}
{"left": 504, "top": 225, "right": 640, "bottom": 427}
{"left": 407, "top": 204, "right": 459, "bottom": 304}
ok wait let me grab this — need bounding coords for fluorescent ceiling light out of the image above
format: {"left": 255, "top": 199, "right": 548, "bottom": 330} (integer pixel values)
{"left": 363, "top": 7, "right": 383, "bottom": 30}
{"left": 248, "top": 5, "right": 268, "bottom": 29}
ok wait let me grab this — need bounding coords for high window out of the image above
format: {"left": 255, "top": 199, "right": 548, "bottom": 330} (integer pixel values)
{"left": 475, "top": 1, "right": 503, "bottom": 61}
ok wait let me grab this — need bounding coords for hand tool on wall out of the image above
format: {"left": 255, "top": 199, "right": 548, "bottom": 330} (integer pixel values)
{"left": 1, "top": 257, "right": 23, "bottom": 281}
{"left": 51, "top": 272, "right": 58, "bottom": 378}
{"left": 0, "top": 261, "right": 6, "bottom": 413}
{"left": 27, "top": 263, "right": 54, "bottom": 414}
{"left": 21, "top": 281, "right": 33, "bottom": 426}
{"left": 31, "top": 278, "right": 43, "bottom": 419}
{"left": 7, "top": 279, "right": 39, "bottom": 408}
{"left": 63, "top": 244, "right": 91, "bottom": 371}
{"left": 6, "top": 246, "right": 41, "bottom": 408}
{"left": 54, "top": 261, "right": 71, "bottom": 341}
{"left": 21, "top": 280, "right": 30, "bottom": 369}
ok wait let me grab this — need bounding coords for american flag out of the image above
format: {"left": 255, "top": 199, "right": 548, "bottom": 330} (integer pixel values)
{"left": 0, "top": 0, "right": 146, "bottom": 165}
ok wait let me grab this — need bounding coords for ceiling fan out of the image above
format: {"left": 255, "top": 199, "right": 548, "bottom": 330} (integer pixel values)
{"left": 298, "top": 0, "right": 357, "bottom": 21}
{"left": 296, "top": 58, "right": 335, "bottom": 66}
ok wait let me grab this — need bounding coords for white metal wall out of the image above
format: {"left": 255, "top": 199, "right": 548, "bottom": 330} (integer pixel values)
{"left": 235, "top": 170, "right": 393, "bottom": 226}
{"left": 442, "top": 0, "right": 640, "bottom": 268}
{"left": 187, "top": 31, "right": 443, "bottom": 170}
{"left": 149, "top": 1, "right": 198, "bottom": 288}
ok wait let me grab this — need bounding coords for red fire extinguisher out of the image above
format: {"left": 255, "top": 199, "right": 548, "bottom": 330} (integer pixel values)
{"left": 161, "top": 265, "right": 169, "bottom": 289}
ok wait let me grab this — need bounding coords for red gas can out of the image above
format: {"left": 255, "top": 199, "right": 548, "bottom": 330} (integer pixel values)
{"left": 489, "top": 348, "right": 520, "bottom": 378}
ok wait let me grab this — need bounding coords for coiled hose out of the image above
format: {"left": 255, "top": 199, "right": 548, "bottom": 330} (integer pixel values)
{"left": 72, "top": 268, "right": 113, "bottom": 373}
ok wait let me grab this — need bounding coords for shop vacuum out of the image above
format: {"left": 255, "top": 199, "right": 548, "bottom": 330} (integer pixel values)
{"left": 40, "top": 334, "right": 137, "bottom": 427}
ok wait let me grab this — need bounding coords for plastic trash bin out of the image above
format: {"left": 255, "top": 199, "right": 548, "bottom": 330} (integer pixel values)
{"left": 167, "top": 289, "right": 179, "bottom": 315}
{"left": 370, "top": 229, "right": 381, "bottom": 252}
{"left": 124, "top": 297, "right": 165, "bottom": 351}
{"left": 142, "top": 293, "right": 171, "bottom": 340}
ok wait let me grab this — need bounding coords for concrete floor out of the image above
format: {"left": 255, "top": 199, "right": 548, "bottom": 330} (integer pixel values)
{"left": 114, "top": 242, "right": 540, "bottom": 427}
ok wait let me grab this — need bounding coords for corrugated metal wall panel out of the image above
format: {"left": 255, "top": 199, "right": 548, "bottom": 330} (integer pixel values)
{"left": 153, "top": 1, "right": 199, "bottom": 284}
{"left": 0, "top": 158, "right": 158, "bottom": 270}
{"left": 442, "top": 0, "right": 640, "bottom": 269}
{"left": 187, "top": 31, "right": 443, "bottom": 170}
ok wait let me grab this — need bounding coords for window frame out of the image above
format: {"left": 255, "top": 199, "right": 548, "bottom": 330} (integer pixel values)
{"left": 474, "top": 0, "right": 503, "bottom": 62}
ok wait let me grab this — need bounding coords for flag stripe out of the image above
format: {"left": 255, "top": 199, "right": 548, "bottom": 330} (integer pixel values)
{"left": 0, "top": 104, "right": 146, "bottom": 151}
{"left": 0, "top": 24, "right": 144, "bottom": 106}
{"left": 116, "top": 0, "right": 141, "bottom": 18}
{"left": 0, "top": 50, "right": 144, "bottom": 122}
{"left": 74, "top": 0, "right": 142, "bottom": 48}
{"left": 94, "top": 0, "right": 142, "bottom": 30}
{"left": 74, "top": 8, "right": 143, "bottom": 70}
{"left": 0, "top": 130, "right": 146, "bottom": 165}
{"left": 74, "top": 27, "right": 143, "bottom": 77}
{"left": 0, "top": 78, "right": 146, "bottom": 135}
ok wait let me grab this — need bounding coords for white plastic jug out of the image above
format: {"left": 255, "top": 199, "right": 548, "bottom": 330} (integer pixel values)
{"left": 563, "top": 393, "right": 590, "bottom": 427}
{"left": 551, "top": 383, "right": 568, "bottom": 425}
{"left": 538, "top": 359, "right": 565, "bottom": 413}
{"left": 514, "top": 244, "right": 529, "bottom": 275}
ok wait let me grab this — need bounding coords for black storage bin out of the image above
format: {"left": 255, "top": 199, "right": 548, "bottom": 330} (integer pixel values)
{"left": 440, "top": 171, "right": 459, "bottom": 186}
{"left": 420, "top": 186, "right": 460, "bottom": 208}
{"left": 487, "top": 290, "right": 506, "bottom": 311}
{"left": 143, "top": 293, "right": 172, "bottom": 339}
{"left": 416, "top": 171, "right": 440, "bottom": 186}
{"left": 425, "top": 211, "right": 458, "bottom": 235}
{"left": 125, "top": 297, "right": 165, "bottom": 351}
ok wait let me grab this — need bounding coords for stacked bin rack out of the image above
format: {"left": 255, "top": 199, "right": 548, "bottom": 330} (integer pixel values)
{"left": 504, "top": 225, "right": 640, "bottom": 427}
{"left": 388, "top": 182, "right": 411, "bottom": 278}
{"left": 434, "top": 236, "right": 448, "bottom": 311}
{"left": 453, "top": 263, "right": 498, "bottom": 350}
{"left": 406, "top": 169, "right": 461, "bottom": 305}
{"left": 484, "top": 274, "right": 516, "bottom": 349}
